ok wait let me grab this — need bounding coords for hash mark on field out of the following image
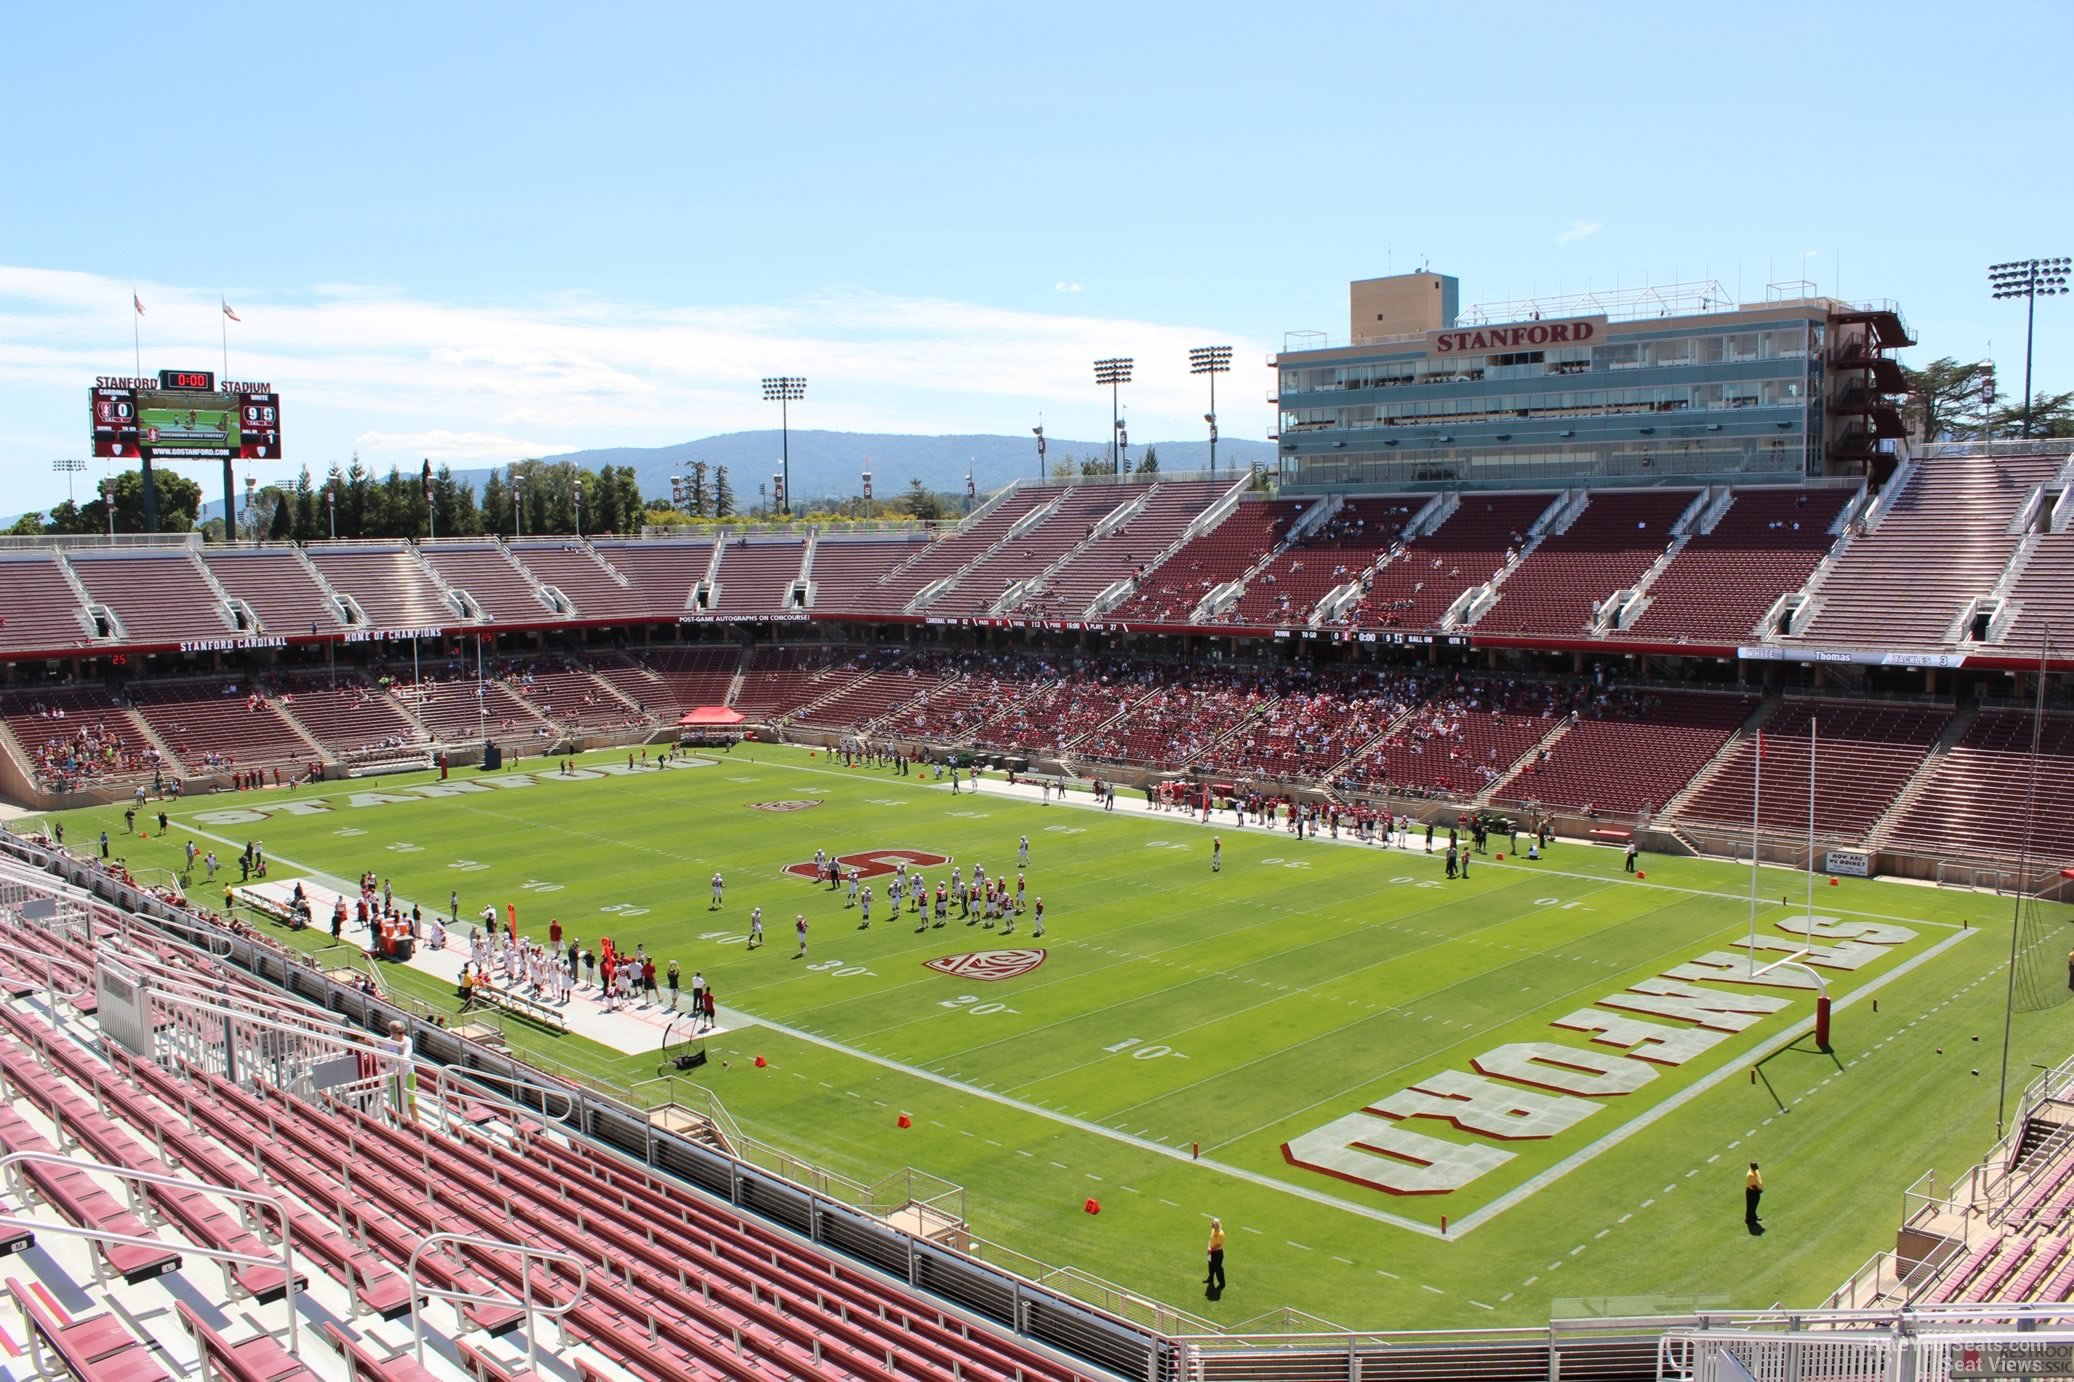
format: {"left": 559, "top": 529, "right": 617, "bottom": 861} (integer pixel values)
{"left": 1594, "top": 1229, "right": 1610, "bottom": 1239}
{"left": 1684, "top": 1168, "right": 1699, "bottom": 1178}
{"left": 929, "top": 1120, "right": 947, "bottom": 1129}
{"left": 1331, "top": 1255, "right": 1354, "bottom": 1265}
{"left": 1569, "top": 1245, "right": 1586, "bottom": 1256}
{"left": 1377, "top": 1269, "right": 1400, "bottom": 1280}
{"left": 1521, "top": 1276, "right": 1538, "bottom": 1287}
{"left": 1286, "top": 1241, "right": 1311, "bottom": 1251}
{"left": 1241, "top": 1226, "right": 1263, "bottom": 1235}
{"left": 984, "top": 1138, "right": 1001, "bottom": 1147}
{"left": 1160, "top": 1198, "right": 1180, "bottom": 1208}
{"left": 1048, "top": 1160, "right": 1069, "bottom": 1170}
{"left": 1500, "top": 1292, "right": 1515, "bottom": 1303}
{"left": 1119, "top": 1185, "right": 1140, "bottom": 1195}
{"left": 1705, "top": 1153, "right": 1720, "bottom": 1164}
{"left": 959, "top": 1129, "right": 975, "bottom": 1137}
{"left": 1422, "top": 1284, "right": 1445, "bottom": 1295}
{"left": 1016, "top": 1149, "right": 1033, "bottom": 1158}
{"left": 1641, "top": 1198, "right": 1656, "bottom": 1208}
{"left": 1469, "top": 1300, "right": 1494, "bottom": 1311}
{"left": 1617, "top": 1213, "right": 1632, "bottom": 1224}
{"left": 1086, "top": 1174, "right": 1102, "bottom": 1182}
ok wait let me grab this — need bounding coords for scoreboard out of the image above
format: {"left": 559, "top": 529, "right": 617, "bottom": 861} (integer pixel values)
{"left": 91, "top": 369, "right": 282, "bottom": 461}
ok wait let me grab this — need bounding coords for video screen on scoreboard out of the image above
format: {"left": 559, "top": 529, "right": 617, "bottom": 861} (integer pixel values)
{"left": 91, "top": 379, "right": 282, "bottom": 461}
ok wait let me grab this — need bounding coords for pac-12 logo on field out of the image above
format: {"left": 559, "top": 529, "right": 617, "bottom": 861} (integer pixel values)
{"left": 749, "top": 800, "right": 822, "bottom": 812}
{"left": 782, "top": 849, "right": 949, "bottom": 881}
{"left": 924, "top": 949, "right": 1047, "bottom": 982}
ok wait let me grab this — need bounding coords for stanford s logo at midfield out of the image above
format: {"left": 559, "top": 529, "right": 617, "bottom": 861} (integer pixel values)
{"left": 782, "top": 849, "right": 948, "bottom": 881}
{"left": 748, "top": 800, "right": 821, "bottom": 812}
{"left": 924, "top": 949, "right": 1047, "bottom": 982}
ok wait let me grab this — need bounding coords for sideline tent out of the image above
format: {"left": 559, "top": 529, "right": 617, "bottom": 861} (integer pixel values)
{"left": 679, "top": 707, "right": 745, "bottom": 727}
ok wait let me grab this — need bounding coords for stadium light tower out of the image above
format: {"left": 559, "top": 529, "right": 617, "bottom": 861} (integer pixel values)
{"left": 1189, "top": 345, "right": 1233, "bottom": 475}
{"left": 761, "top": 376, "right": 806, "bottom": 515}
{"left": 1032, "top": 424, "right": 1046, "bottom": 481}
{"left": 511, "top": 475, "right": 525, "bottom": 537}
{"left": 1990, "top": 258, "right": 2070, "bottom": 438}
{"left": 1093, "top": 358, "right": 1133, "bottom": 474}
{"left": 51, "top": 458, "right": 86, "bottom": 506}
{"left": 573, "top": 480, "right": 584, "bottom": 540}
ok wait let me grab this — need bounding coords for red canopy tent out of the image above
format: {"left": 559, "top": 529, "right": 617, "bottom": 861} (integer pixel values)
{"left": 678, "top": 707, "right": 745, "bottom": 727}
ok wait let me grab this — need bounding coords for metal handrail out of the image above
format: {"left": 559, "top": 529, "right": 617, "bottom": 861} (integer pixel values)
{"left": 406, "top": 1230, "right": 586, "bottom": 1374}
{"left": 417, "top": 1063, "right": 578, "bottom": 1132}
{"left": 0, "top": 1149, "right": 298, "bottom": 1355}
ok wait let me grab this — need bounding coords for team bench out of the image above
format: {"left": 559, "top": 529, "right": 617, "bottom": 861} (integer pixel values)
{"left": 1588, "top": 827, "right": 1634, "bottom": 846}
{"left": 461, "top": 983, "right": 569, "bottom": 1033}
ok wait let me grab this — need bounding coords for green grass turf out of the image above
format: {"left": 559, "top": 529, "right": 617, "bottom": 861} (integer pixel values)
{"left": 38, "top": 745, "right": 2074, "bottom": 1331}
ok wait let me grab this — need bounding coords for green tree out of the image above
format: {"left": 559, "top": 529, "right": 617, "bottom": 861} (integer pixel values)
{"left": 689, "top": 460, "right": 710, "bottom": 517}
{"left": 433, "top": 463, "right": 480, "bottom": 537}
{"left": 74, "top": 468, "right": 204, "bottom": 534}
{"left": 906, "top": 477, "right": 945, "bottom": 521}
{"left": 1991, "top": 389, "right": 2074, "bottom": 441}
{"left": 1138, "top": 445, "right": 1159, "bottom": 475}
{"left": 1078, "top": 454, "right": 1108, "bottom": 476}
{"left": 267, "top": 488, "right": 293, "bottom": 540}
{"left": 713, "top": 466, "right": 735, "bottom": 519}
{"left": 481, "top": 468, "right": 512, "bottom": 537}
{"left": 1901, "top": 357, "right": 1995, "bottom": 443}
{"left": 339, "top": 456, "right": 373, "bottom": 538}
{"left": 291, "top": 466, "right": 318, "bottom": 541}
{"left": 7, "top": 511, "right": 46, "bottom": 535}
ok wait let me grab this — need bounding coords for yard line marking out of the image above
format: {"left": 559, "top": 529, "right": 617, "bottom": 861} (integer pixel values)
{"left": 1500, "top": 1292, "right": 1515, "bottom": 1303}
{"left": 1376, "top": 1269, "right": 1400, "bottom": 1280}
{"left": 1286, "top": 1241, "right": 1311, "bottom": 1251}
{"left": 1617, "top": 1213, "right": 1632, "bottom": 1224}
{"left": 1048, "top": 1160, "right": 1069, "bottom": 1170}
{"left": 1469, "top": 1300, "right": 1495, "bottom": 1311}
{"left": 1705, "top": 1154, "right": 1720, "bottom": 1164}
{"left": 1241, "top": 1226, "right": 1263, "bottom": 1235}
{"left": 1016, "top": 1150, "right": 1034, "bottom": 1158}
{"left": 1569, "top": 1245, "right": 1586, "bottom": 1256}
{"left": 1641, "top": 1198, "right": 1656, "bottom": 1208}
{"left": 1160, "top": 1199, "right": 1180, "bottom": 1208}
{"left": 1331, "top": 1255, "right": 1354, "bottom": 1265}
{"left": 1119, "top": 1185, "right": 1140, "bottom": 1195}
{"left": 984, "top": 1138, "right": 1001, "bottom": 1147}
{"left": 1594, "top": 1229, "right": 1611, "bottom": 1239}
{"left": 1086, "top": 1174, "right": 1102, "bottom": 1182}
{"left": 1421, "top": 1284, "right": 1445, "bottom": 1295}
{"left": 1521, "top": 1276, "right": 1538, "bottom": 1287}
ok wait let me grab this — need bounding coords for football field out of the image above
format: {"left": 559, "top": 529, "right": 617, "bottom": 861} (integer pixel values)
{"left": 49, "top": 745, "right": 2074, "bottom": 1330}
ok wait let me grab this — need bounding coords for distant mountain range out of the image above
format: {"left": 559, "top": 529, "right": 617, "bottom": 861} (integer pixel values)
{"left": 532, "top": 429, "right": 1277, "bottom": 504}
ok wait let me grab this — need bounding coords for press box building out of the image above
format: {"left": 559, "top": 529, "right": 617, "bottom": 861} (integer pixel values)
{"left": 1272, "top": 270, "right": 1911, "bottom": 490}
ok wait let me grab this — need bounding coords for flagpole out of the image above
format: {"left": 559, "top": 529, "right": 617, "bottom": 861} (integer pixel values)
{"left": 132, "top": 288, "right": 141, "bottom": 375}
{"left": 1806, "top": 717, "right": 1818, "bottom": 942}
{"left": 221, "top": 296, "right": 228, "bottom": 380}
{"left": 1748, "top": 725, "right": 1761, "bottom": 973}
{"left": 1996, "top": 628, "right": 2052, "bottom": 1139}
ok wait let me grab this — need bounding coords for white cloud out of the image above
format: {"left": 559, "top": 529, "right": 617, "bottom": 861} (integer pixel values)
{"left": 1557, "top": 219, "right": 1601, "bottom": 245}
{"left": 0, "top": 267, "right": 1271, "bottom": 511}
{"left": 1054, "top": 281, "right": 1083, "bottom": 294}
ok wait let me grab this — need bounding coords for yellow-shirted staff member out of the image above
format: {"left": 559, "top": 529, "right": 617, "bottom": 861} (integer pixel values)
{"left": 1205, "top": 1216, "right": 1226, "bottom": 1293}
{"left": 1745, "top": 1162, "right": 1764, "bottom": 1225}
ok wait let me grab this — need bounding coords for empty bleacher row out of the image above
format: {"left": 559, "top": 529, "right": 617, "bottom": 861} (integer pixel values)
{"left": 0, "top": 457, "right": 2064, "bottom": 651}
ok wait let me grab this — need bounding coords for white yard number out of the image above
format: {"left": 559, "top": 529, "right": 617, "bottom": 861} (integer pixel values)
{"left": 599, "top": 902, "right": 651, "bottom": 917}
{"left": 938, "top": 994, "right": 1018, "bottom": 1016}
{"left": 948, "top": 810, "right": 991, "bottom": 819}
{"left": 1044, "top": 826, "right": 1086, "bottom": 835}
{"left": 449, "top": 859, "right": 490, "bottom": 872}
{"left": 519, "top": 879, "right": 564, "bottom": 893}
{"left": 385, "top": 841, "right": 423, "bottom": 853}
{"left": 1258, "top": 857, "right": 1310, "bottom": 870}
{"left": 804, "top": 959, "right": 874, "bottom": 978}
{"left": 1144, "top": 841, "right": 1191, "bottom": 851}
{"left": 334, "top": 827, "right": 366, "bottom": 837}
{"left": 1103, "top": 1037, "right": 1188, "bottom": 1060}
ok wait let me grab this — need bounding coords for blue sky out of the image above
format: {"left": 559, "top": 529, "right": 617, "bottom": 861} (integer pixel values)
{"left": 2, "top": 0, "right": 2067, "bottom": 514}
